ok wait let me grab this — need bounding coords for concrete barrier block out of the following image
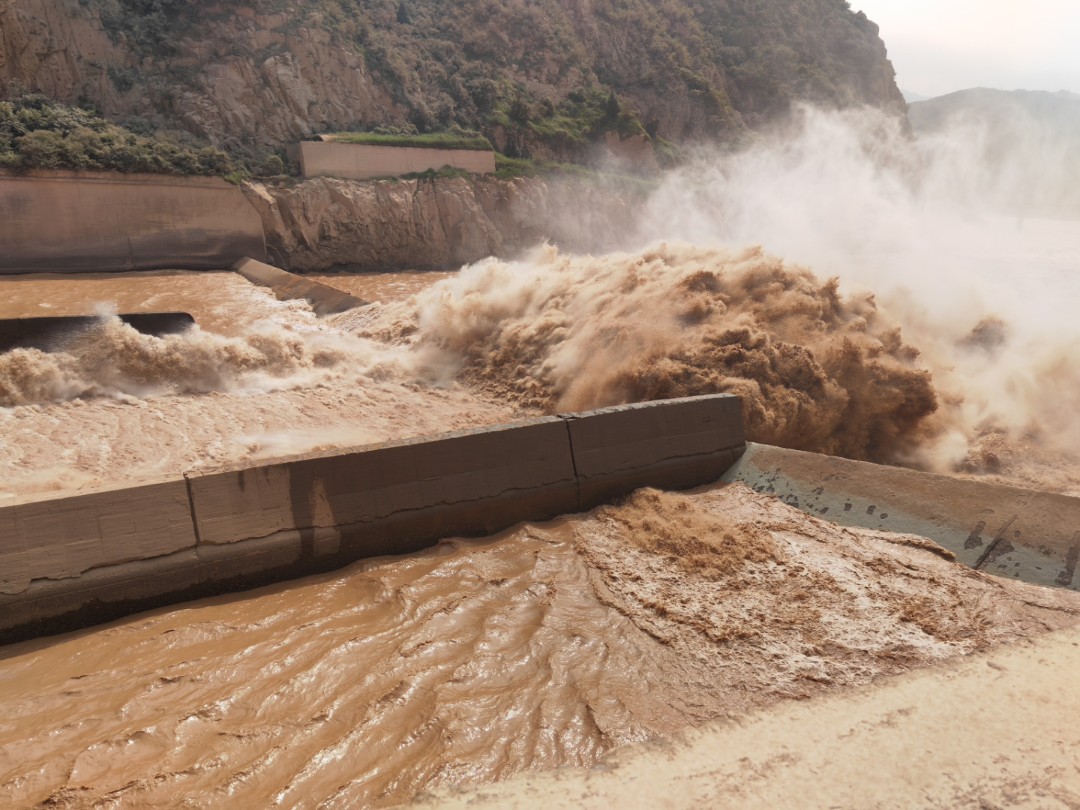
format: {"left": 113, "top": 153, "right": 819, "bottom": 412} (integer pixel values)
{"left": 0, "top": 548, "right": 201, "bottom": 645}
{"left": 566, "top": 394, "right": 745, "bottom": 508}
{"left": 0, "top": 479, "right": 197, "bottom": 596}
{"left": 186, "top": 418, "right": 579, "bottom": 554}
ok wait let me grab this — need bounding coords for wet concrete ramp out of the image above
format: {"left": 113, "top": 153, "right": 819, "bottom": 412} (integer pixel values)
{"left": 0, "top": 312, "right": 195, "bottom": 352}
{"left": 233, "top": 257, "right": 365, "bottom": 315}
{"left": 723, "top": 442, "right": 1080, "bottom": 591}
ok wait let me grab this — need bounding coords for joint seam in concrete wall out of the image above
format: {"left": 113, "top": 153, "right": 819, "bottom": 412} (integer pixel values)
{"left": 562, "top": 418, "right": 582, "bottom": 510}
{"left": 183, "top": 475, "right": 204, "bottom": 549}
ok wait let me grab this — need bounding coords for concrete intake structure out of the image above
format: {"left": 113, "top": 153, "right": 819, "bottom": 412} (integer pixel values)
{"left": 232, "top": 257, "right": 365, "bottom": 316}
{"left": 0, "top": 395, "right": 746, "bottom": 644}
{"left": 0, "top": 169, "right": 266, "bottom": 273}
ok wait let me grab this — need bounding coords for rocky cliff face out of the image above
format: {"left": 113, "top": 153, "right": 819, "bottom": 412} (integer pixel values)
{"left": 0, "top": 0, "right": 406, "bottom": 149}
{"left": 245, "top": 175, "right": 640, "bottom": 272}
{"left": 1, "top": 0, "right": 904, "bottom": 154}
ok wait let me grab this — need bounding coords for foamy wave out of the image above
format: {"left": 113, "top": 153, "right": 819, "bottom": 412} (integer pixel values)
{"left": 0, "top": 316, "right": 399, "bottom": 407}
{"left": 397, "top": 243, "right": 937, "bottom": 462}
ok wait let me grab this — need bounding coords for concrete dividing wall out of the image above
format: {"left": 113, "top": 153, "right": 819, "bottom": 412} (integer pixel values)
{"left": 299, "top": 141, "right": 496, "bottom": 180}
{"left": 0, "top": 169, "right": 266, "bottom": 273}
{"left": 724, "top": 443, "right": 1080, "bottom": 591}
{"left": 233, "top": 257, "right": 365, "bottom": 316}
{"left": 0, "top": 394, "right": 745, "bottom": 644}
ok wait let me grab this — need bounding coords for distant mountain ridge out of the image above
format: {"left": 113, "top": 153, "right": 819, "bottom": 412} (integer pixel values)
{"left": 908, "top": 88, "right": 1080, "bottom": 217}
{"left": 0, "top": 0, "right": 904, "bottom": 161}
{"left": 908, "top": 87, "right": 1080, "bottom": 130}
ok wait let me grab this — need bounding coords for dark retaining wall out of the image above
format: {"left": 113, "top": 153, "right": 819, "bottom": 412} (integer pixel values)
{"left": 0, "top": 395, "right": 745, "bottom": 644}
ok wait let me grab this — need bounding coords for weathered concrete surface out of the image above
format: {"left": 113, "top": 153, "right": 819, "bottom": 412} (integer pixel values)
{"left": 299, "top": 141, "right": 495, "bottom": 180}
{"left": 416, "top": 622, "right": 1080, "bottom": 809}
{"left": 0, "top": 395, "right": 746, "bottom": 644}
{"left": 724, "top": 443, "right": 1080, "bottom": 591}
{"left": 0, "top": 169, "right": 266, "bottom": 274}
{"left": 0, "top": 478, "right": 197, "bottom": 597}
{"left": 0, "top": 312, "right": 195, "bottom": 352}
{"left": 186, "top": 417, "right": 579, "bottom": 564}
{"left": 566, "top": 396, "right": 745, "bottom": 508}
{"left": 232, "top": 257, "right": 364, "bottom": 315}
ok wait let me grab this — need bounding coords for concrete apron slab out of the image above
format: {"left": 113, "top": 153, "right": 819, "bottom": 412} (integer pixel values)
{"left": 723, "top": 443, "right": 1080, "bottom": 591}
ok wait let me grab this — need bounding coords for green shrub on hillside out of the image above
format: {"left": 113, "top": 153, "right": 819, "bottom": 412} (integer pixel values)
{"left": 0, "top": 94, "right": 233, "bottom": 175}
{"left": 325, "top": 130, "right": 493, "bottom": 151}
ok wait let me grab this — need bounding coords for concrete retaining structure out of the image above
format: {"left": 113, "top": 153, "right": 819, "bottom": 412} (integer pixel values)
{"left": 0, "top": 169, "right": 266, "bottom": 273}
{"left": 0, "top": 394, "right": 745, "bottom": 644}
{"left": 724, "top": 443, "right": 1080, "bottom": 591}
{"left": 298, "top": 141, "right": 496, "bottom": 180}
{"left": 233, "top": 257, "right": 365, "bottom": 315}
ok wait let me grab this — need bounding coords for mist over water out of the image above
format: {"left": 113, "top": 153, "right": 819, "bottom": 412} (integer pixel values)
{"left": 630, "top": 106, "right": 1080, "bottom": 482}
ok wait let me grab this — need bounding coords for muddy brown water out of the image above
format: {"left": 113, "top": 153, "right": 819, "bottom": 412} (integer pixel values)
{"left": 2, "top": 485, "right": 1076, "bottom": 808}
{"left": 3, "top": 261, "right": 1080, "bottom": 808}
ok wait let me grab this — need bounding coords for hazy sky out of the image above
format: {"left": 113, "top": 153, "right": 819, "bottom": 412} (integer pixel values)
{"left": 852, "top": 0, "right": 1080, "bottom": 97}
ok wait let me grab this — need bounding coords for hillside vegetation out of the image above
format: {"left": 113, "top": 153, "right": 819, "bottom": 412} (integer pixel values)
{"left": 0, "top": 94, "right": 234, "bottom": 175}
{"left": 0, "top": 0, "right": 903, "bottom": 169}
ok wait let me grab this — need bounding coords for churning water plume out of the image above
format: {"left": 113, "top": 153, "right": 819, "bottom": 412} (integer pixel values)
{"left": 631, "top": 106, "right": 1080, "bottom": 483}
{"left": 401, "top": 242, "right": 935, "bottom": 462}
{"left": 0, "top": 315, "right": 401, "bottom": 407}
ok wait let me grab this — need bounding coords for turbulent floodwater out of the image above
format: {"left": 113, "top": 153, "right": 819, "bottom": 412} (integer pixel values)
{"left": 2, "top": 485, "right": 1078, "bottom": 808}
{"left": 2, "top": 228, "right": 1080, "bottom": 807}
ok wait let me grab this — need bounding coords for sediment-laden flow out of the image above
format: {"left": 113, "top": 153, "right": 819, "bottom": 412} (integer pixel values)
{"left": 4, "top": 238, "right": 1080, "bottom": 498}
{"left": 3, "top": 241, "right": 1080, "bottom": 806}
{"left": 1, "top": 484, "right": 1076, "bottom": 808}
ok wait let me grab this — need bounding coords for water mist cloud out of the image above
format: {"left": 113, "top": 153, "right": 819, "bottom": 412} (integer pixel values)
{"left": 633, "top": 105, "right": 1080, "bottom": 482}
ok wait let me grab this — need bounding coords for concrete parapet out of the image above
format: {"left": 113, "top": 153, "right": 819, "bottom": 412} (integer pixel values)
{"left": 0, "top": 395, "right": 746, "bottom": 644}
{"left": 232, "top": 257, "right": 365, "bottom": 315}
{"left": 0, "top": 169, "right": 266, "bottom": 274}
{"left": 186, "top": 417, "right": 579, "bottom": 564}
{"left": 0, "top": 479, "right": 197, "bottom": 597}
{"left": 298, "top": 141, "right": 496, "bottom": 181}
{"left": 724, "top": 443, "right": 1080, "bottom": 591}
{"left": 565, "top": 396, "right": 746, "bottom": 508}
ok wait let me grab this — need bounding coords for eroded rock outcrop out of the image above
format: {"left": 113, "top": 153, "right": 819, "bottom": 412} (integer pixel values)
{"left": 244, "top": 175, "right": 640, "bottom": 272}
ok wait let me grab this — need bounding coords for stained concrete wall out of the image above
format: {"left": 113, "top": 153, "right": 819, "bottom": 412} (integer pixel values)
{"left": 724, "top": 443, "right": 1080, "bottom": 591}
{"left": 0, "top": 169, "right": 266, "bottom": 273}
{"left": 298, "top": 141, "right": 496, "bottom": 180}
{"left": 0, "top": 394, "right": 745, "bottom": 644}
